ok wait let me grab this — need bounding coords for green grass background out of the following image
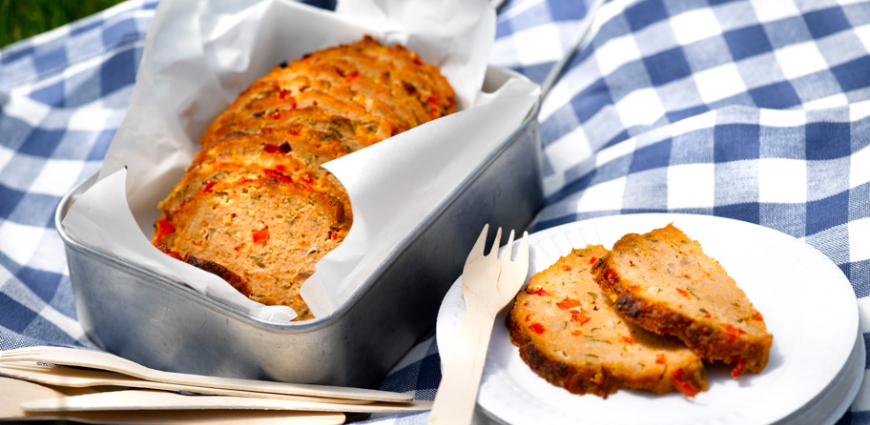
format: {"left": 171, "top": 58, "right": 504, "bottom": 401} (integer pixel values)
{"left": 0, "top": 0, "right": 127, "bottom": 49}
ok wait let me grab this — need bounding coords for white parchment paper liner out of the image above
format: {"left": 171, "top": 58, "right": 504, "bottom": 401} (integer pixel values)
{"left": 62, "top": 0, "right": 540, "bottom": 322}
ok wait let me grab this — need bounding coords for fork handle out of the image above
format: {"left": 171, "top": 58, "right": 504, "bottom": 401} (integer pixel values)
{"left": 428, "top": 306, "right": 494, "bottom": 425}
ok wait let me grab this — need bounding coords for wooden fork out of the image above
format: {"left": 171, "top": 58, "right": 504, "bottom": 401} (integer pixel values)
{"left": 428, "top": 225, "right": 529, "bottom": 425}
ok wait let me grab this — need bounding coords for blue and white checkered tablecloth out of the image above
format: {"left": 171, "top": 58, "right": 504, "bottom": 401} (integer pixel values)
{"left": 2, "top": 0, "right": 869, "bottom": 423}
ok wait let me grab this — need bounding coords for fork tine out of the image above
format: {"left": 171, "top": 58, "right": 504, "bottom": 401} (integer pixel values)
{"left": 501, "top": 229, "right": 516, "bottom": 261}
{"left": 488, "top": 227, "right": 503, "bottom": 257}
{"left": 1, "top": 347, "right": 34, "bottom": 353}
{"left": 3, "top": 348, "right": 40, "bottom": 354}
{"left": 0, "top": 348, "right": 54, "bottom": 362}
{"left": 516, "top": 231, "right": 530, "bottom": 266}
{"left": 7, "top": 347, "right": 45, "bottom": 354}
{"left": 466, "top": 224, "right": 490, "bottom": 262}
{"left": 0, "top": 352, "right": 31, "bottom": 360}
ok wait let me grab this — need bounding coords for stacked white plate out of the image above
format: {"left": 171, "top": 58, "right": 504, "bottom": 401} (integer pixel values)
{"left": 437, "top": 214, "right": 863, "bottom": 425}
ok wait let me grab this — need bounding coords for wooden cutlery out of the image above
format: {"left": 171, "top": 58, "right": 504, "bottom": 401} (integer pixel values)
{"left": 0, "top": 376, "right": 346, "bottom": 424}
{"left": 0, "top": 345, "right": 427, "bottom": 424}
{"left": 0, "top": 362, "right": 370, "bottom": 404}
{"left": 0, "top": 345, "right": 409, "bottom": 403}
{"left": 19, "top": 389, "right": 431, "bottom": 414}
{"left": 428, "top": 225, "right": 530, "bottom": 425}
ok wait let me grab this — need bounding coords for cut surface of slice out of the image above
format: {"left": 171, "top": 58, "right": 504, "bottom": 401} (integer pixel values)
{"left": 155, "top": 178, "right": 350, "bottom": 320}
{"left": 594, "top": 224, "right": 773, "bottom": 377}
{"left": 507, "top": 245, "right": 708, "bottom": 398}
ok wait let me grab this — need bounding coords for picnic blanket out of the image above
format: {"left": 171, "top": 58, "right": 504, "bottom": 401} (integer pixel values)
{"left": 1, "top": 0, "right": 868, "bottom": 423}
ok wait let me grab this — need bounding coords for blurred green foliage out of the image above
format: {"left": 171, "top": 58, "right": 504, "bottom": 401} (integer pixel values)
{"left": 0, "top": 0, "right": 127, "bottom": 49}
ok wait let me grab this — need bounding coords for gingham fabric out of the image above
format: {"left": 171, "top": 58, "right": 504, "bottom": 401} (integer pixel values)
{"left": 1, "top": 0, "right": 869, "bottom": 423}
{"left": 0, "top": 1, "right": 156, "bottom": 351}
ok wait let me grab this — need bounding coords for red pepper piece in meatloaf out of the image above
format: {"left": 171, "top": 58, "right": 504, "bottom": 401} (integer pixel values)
{"left": 507, "top": 245, "right": 708, "bottom": 398}
{"left": 594, "top": 224, "right": 773, "bottom": 377}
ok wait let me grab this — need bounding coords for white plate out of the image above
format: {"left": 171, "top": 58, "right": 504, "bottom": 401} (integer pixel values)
{"left": 437, "top": 214, "right": 859, "bottom": 425}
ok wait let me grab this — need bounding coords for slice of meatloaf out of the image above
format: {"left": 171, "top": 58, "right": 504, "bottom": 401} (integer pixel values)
{"left": 256, "top": 35, "right": 454, "bottom": 123}
{"left": 200, "top": 36, "right": 455, "bottom": 150}
{"left": 507, "top": 245, "right": 708, "bottom": 398}
{"left": 156, "top": 134, "right": 351, "bottom": 223}
{"left": 155, "top": 177, "right": 350, "bottom": 320}
{"left": 249, "top": 68, "right": 417, "bottom": 134}
{"left": 594, "top": 224, "right": 773, "bottom": 377}
{"left": 201, "top": 106, "right": 375, "bottom": 152}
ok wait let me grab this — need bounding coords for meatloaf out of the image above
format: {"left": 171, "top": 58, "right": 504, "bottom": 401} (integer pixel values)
{"left": 152, "top": 36, "right": 455, "bottom": 320}
{"left": 200, "top": 35, "right": 455, "bottom": 150}
{"left": 594, "top": 224, "right": 773, "bottom": 377}
{"left": 507, "top": 245, "right": 708, "bottom": 398}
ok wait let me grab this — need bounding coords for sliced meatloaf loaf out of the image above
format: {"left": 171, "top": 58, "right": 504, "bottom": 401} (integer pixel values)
{"left": 153, "top": 36, "right": 454, "bottom": 320}
{"left": 594, "top": 224, "right": 773, "bottom": 377}
{"left": 507, "top": 245, "right": 708, "bottom": 398}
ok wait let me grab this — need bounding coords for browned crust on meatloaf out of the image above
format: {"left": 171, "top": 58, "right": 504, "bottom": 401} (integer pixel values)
{"left": 159, "top": 247, "right": 251, "bottom": 297}
{"left": 153, "top": 36, "right": 454, "bottom": 321}
{"left": 593, "top": 224, "right": 773, "bottom": 376}
{"left": 507, "top": 245, "right": 707, "bottom": 398}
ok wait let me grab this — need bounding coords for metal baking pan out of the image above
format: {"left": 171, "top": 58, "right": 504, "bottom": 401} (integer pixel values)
{"left": 56, "top": 66, "right": 544, "bottom": 388}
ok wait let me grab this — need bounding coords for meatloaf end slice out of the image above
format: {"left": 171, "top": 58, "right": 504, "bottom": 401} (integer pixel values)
{"left": 594, "top": 224, "right": 773, "bottom": 377}
{"left": 507, "top": 245, "right": 707, "bottom": 398}
{"left": 157, "top": 177, "right": 350, "bottom": 321}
